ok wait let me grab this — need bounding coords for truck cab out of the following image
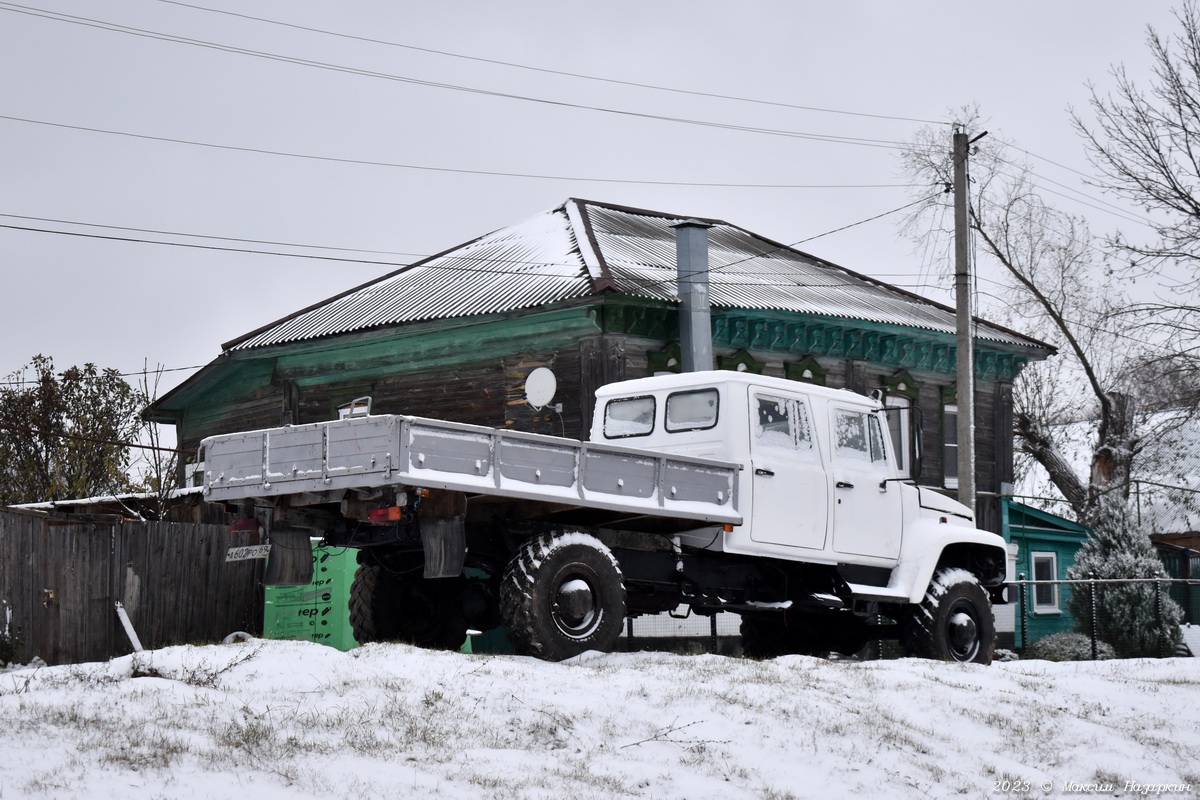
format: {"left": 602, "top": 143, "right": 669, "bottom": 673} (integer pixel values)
{"left": 592, "top": 371, "right": 1000, "bottom": 608}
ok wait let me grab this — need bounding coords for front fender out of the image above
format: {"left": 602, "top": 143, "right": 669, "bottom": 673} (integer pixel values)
{"left": 888, "top": 520, "right": 1007, "bottom": 604}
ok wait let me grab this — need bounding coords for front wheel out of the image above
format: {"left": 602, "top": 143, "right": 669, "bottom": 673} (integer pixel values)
{"left": 499, "top": 532, "right": 626, "bottom": 661}
{"left": 900, "top": 568, "right": 995, "bottom": 664}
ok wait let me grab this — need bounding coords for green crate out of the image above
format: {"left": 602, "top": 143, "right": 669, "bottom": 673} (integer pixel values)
{"left": 264, "top": 541, "right": 359, "bottom": 651}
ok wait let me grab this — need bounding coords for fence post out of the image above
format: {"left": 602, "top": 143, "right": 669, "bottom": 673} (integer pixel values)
{"left": 1018, "top": 573, "right": 1027, "bottom": 653}
{"left": 709, "top": 614, "right": 717, "bottom": 654}
{"left": 1155, "top": 580, "right": 1164, "bottom": 658}
{"left": 1089, "top": 573, "right": 1098, "bottom": 661}
{"left": 1185, "top": 550, "right": 1195, "bottom": 626}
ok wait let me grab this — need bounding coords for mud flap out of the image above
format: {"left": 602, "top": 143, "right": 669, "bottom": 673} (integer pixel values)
{"left": 263, "top": 527, "right": 315, "bottom": 586}
{"left": 421, "top": 516, "right": 467, "bottom": 578}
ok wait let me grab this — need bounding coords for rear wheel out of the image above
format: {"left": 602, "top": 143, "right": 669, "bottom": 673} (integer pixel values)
{"left": 349, "top": 562, "right": 467, "bottom": 650}
{"left": 899, "top": 568, "right": 995, "bottom": 664}
{"left": 499, "top": 532, "right": 626, "bottom": 661}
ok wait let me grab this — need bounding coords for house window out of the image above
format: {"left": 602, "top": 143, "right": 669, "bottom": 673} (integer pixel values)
{"left": 943, "top": 403, "right": 958, "bottom": 489}
{"left": 1032, "top": 552, "right": 1060, "bottom": 612}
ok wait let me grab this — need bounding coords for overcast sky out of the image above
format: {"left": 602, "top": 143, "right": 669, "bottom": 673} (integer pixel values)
{"left": 0, "top": 0, "right": 1182, "bottom": 396}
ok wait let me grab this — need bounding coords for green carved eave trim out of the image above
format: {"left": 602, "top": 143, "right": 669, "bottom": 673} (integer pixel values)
{"left": 598, "top": 297, "right": 676, "bottom": 341}
{"left": 785, "top": 356, "right": 827, "bottom": 386}
{"left": 151, "top": 305, "right": 603, "bottom": 420}
{"left": 601, "top": 299, "right": 1039, "bottom": 382}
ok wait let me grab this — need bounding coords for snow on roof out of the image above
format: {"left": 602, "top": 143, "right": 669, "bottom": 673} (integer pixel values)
{"left": 225, "top": 199, "right": 1046, "bottom": 352}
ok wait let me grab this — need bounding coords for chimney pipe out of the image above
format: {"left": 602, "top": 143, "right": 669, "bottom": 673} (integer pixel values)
{"left": 673, "top": 219, "right": 713, "bottom": 372}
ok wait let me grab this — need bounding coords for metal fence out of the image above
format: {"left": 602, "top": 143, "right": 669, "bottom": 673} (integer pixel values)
{"left": 618, "top": 608, "right": 742, "bottom": 655}
{"left": 618, "top": 576, "right": 1200, "bottom": 661}
{"left": 1011, "top": 575, "right": 1200, "bottom": 659}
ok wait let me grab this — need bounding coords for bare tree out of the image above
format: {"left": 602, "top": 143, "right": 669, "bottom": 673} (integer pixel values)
{"left": 902, "top": 117, "right": 1170, "bottom": 528}
{"left": 1078, "top": 1, "right": 1200, "bottom": 269}
{"left": 128, "top": 363, "right": 181, "bottom": 521}
{"left": 1076, "top": 1, "right": 1200, "bottom": 373}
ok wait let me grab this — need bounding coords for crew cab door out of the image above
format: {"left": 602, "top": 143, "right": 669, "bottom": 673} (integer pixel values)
{"left": 829, "top": 406, "right": 902, "bottom": 560}
{"left": 748, "top": 390, "right": 829, "bottom": 550}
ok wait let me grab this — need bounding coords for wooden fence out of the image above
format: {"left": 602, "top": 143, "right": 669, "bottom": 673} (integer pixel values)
{"left": 0, "top": 508, "right": 265, "bottom": 666}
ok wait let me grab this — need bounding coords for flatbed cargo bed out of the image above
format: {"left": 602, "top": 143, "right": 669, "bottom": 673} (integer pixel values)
{"left": 201, "top": 414, "right": 742, "bottom": 525}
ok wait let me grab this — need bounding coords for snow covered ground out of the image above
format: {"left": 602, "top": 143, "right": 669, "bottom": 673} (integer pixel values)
{"left": 1, "top": 640, "right": 1197, "bottom": 800}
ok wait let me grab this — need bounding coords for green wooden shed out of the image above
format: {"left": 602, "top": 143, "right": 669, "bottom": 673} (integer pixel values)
{"left": 1001, "top": 498, "right": 1091, "bottom": 648}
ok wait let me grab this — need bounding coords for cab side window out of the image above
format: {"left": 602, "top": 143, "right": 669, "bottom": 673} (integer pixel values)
{"left": 835, "top": 409, "right": 888, "bottom": 464}
{"left": 755, "top": 394, "right": 815, "bottom": 455}
{"left": 603, "top": 396, "right": 655, "bottom": 438}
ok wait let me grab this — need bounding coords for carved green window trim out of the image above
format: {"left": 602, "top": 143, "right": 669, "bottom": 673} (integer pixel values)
{"left": 785, "top": 356, "right": 827, "bottom": 386}
{"left": 647, "top": 342, "right": 682, "bottom": 375}
{"left": 717, "top": 349, "right": 764, "bottom": 374}
{"left": 882, "top": 370, "right": 921, "bottom": 401}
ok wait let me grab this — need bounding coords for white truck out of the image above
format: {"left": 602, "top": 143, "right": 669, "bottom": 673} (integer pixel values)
{"left": 200, "top": 370, "right": 1005, "bottom": 663}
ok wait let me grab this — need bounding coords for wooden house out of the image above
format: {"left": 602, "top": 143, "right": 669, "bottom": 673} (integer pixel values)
{"left": 145, "top": 198, "right": 1054, "bottom": 534}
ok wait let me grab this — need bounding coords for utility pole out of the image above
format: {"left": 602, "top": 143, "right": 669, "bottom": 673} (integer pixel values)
{"left": 953, "top": 127, "right": 977, "bottom": 512}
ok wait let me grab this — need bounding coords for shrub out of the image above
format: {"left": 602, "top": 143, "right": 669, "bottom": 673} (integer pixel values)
{"left": 1026, "top": 632, "right": 1115, "bottom": 662}
{"left": 1066, "top": 500, "right": 1183, "bottom": 657}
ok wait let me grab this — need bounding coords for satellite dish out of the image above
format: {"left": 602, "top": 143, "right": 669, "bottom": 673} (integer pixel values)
{"left": 524, "top": 367, "right": 557, "bottom": 410}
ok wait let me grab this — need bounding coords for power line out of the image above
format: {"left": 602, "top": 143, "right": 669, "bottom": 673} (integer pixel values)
{"left": 0, "top": 4, "right": 918, "bottom": 150}
{"left": 0, "top": 423, "right": 194, "bottom": 454}
{"left": 1, "top": 192, "right": 943, "bottom": 289}
{"left": 0, "top": 221, "right": 411, "bottom": 267}
{"left": 0, "top": 364, "right": 206, "bottom": 388}
{"left": 0, "top": 213, "right": 423, "bottom": 258}
{"left": 0, "top": 114, "right": 917, "bottom": 190}
{"left": 156, "top": 0, "right": 948, "bottom": 126}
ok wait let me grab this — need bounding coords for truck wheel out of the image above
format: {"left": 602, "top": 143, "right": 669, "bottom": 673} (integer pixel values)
{"left": 349, "top": 563, "right": 467, "bottom": 650}
{"left": 740, "top": 616, "right": 788, "bottom": 658}
{"left": 500, "top": 532, "right": 626, "bottom": 661}
{"left": 900, "top": 568, "right": 995, "bottom": 664}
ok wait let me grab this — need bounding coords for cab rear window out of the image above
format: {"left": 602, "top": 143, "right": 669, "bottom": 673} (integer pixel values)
{"left": 666, "top": 389, "right": 719, "bottom": 432}
{"left": 603, "top": 396, "right": 655, "bottom": 438}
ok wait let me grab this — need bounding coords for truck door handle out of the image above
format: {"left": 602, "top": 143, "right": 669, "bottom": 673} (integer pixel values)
{"left": 836, "top": 481, "right": 854, "bottom": 489}
{"left": 755, "top": 468, "right": 775, "bottom": 476}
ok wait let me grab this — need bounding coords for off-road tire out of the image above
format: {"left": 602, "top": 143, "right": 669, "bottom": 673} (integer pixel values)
{"left": 499, "top": 531, "right": 626, "bottom": 661}
{"left": 740, "top": 616, "right": 789, "bottom": 659}
{"left": 899, "top": 568, "right": 995, "bottom": 664}
{"left": 349, "top": 563, "right": 467, "bottom": 650}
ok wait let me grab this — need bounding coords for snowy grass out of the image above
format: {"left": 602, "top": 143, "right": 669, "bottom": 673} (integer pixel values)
{"left": 0, "top": 640, "right": 1196, "bottom": 799}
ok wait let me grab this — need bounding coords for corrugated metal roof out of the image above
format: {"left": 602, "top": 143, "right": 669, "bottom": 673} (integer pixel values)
{"left": 227, "top": 198, "right": 1042, "bottom": 351}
